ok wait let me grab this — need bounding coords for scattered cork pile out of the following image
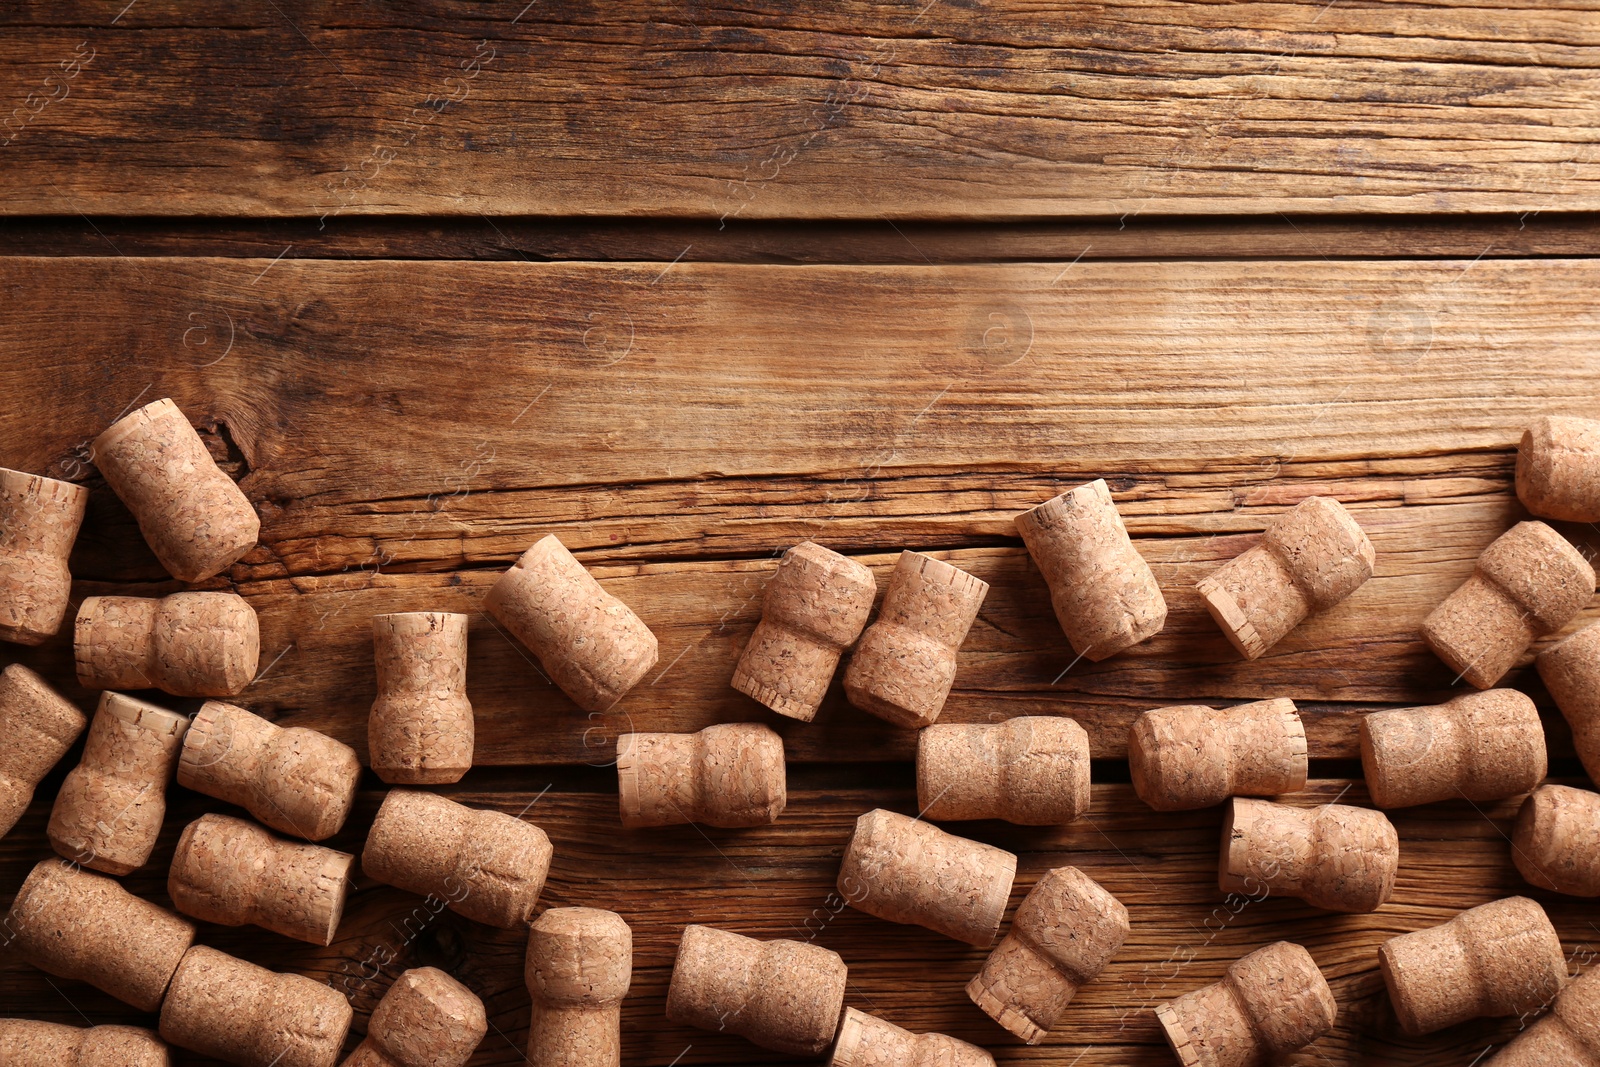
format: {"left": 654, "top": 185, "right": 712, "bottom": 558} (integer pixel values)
{"left": 2, "top": 397, "right": 1599, "bottom": 1065}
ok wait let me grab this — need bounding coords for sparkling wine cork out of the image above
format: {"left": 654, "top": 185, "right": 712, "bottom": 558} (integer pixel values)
{"left": 1220, "top": 798, "right": 1398, "bottom": 913}
{"left": 917, "top": 716, "right": 1089, "bottom": 825}
{"left": 842, "top": 550, "right": 989, "bottom": 728}
{"left": 616, "top": 722, "right": 785, "bottom": 828}
{"left": 1484, "top": 965, "right": 1600, "bottom": 1067}
{"left": 5, "top": 858, "right": 195, "bottom": 1012}
{"left": 0, "top": 1019, "right": 169, "bottom": 1067}
{"left": 75, "top": 591, "right": 259, "bottom": 697}
{"left": 838, "top": 807, "right": 1017, "bottom": 947}
{"left": 370, "top": 612, "right": 474, "bottom": 784}
{"left": 1014, "top": 479, "right": 1166, "bottom": 661}
{"left": 362, "top": 788, "right": 552, "bottom": 929}
{"left": 732, "top": 541, "right": 876, "bottom": 722}
{"left": 526, "top": 907, "right": 631, "bottom": 1067}
{"left": 966, "top": 866, "right": 1128, "bottom": 1044}
{"left": 1128, "top": 698, "right": 1306, "bottom": 812}
{"left": 342, "top": 967, "right": 487, "bottom": 1067}
{"left": 47, "top": 691, "right": 189, "bottom": 874}
{"left": 831, "top": 1008, "right": 994, "bottom": 1067}
{"left": 1358, "top": 688, "right": 1545, "bottom": 809}
{"left": 665, "top": 924, "right": 847, "bottom": 1056}
{"left": 159, "top": 945, "right": 352, "bottom": 1067}
{"left": 1380, "top": 896, "right": 1566, "bottom": 1035}
{"left": 0, "top": 663, "right": 87, "bottom": 838}
{"left": 1513, "top": 784, "right": 1600, "bottom": 897}
{"left": 1156, "top": 941, "right": 1335, "bottom": 1067}
{"left": 1422, "top": 520, "right": 1594, "bottom": 689}
{"left": 177, "top": 699, "right": 360, "bottom": 842}
{"left": 1537, "top": 621, "right": 1600, "bottom": 783}
{"left": 1517, "top": 415, "right": 1600, "bottom": 523}
{"left": 483, "top": 534, "right": 658, "bottom": 713}
{"left": 0, "top": 468, "right": 89, "bottom": 645}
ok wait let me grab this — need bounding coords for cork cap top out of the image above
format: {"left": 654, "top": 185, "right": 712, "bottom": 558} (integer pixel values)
{"left": 1229, "top": 941, "right": 1337, "bottom": 1055}
{"left": 367, "top": 967, "right": 487, "bottom": 1067}
{"left": 1476, "top": 521, "right": 1595, "bottom": 631}
{"left": 526, "top": 907, "right": 633, "bottom": 1003}
{"left": 1012, "top": 866, "right": 1130, "bottom": 981}
{"left": 763, "top": 541, "right": 876, "bottom": 645}
{"left": 1262, "top": 496, "right": 1375, "bottom": 610}
{"left": 1517, "top": 415, "right": 1600, "bottom": 522}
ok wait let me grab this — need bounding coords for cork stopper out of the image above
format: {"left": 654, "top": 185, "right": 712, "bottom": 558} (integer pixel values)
{"left": 1359, "top": 688, "right": 1545, "bottom": 809}
{"left": 665, "top": 924, "right": 847, "bottom": 1056}
{"left": 369, "top": 612, "right": 474, "bottom": 784}
{"left": 159, "top": 945, "right": 352, "bottom": 1067}
{"left": 483, "top": 534, "right": 658, "bottom": 712}
{"left": 966, "top": 866, "right": 1129, "bottom": 1044}
{"left": 526, "top": 907, "right": 632, "bottom": 1067}
{"left": 1014, "top": 479, "right": 1167, "bottom": 661}
{"left": 1517, "top": 415, "right": 1600, "bottom": 523}
{"left": 1537, "top": 621, "right": 1600, "bottom": 783}
{"left": 5, "top": 858, "right": 195, "bottom": 1012}
{"left": 917, "top": 716, "right": 1090, "bottom": 825}
{"left": 362, "top": 788, "right": 552, "bottom": 929}
{"left": 1379, "top": 896, "right": 1566, "bottom": 1035}
{"left": 842, "top": 550, "right": 989, "bottom": 728}
{"left": 1156, "top": 941, "right": 1335, "bottom": 1067}
{"left": 178, "top": 699, "right": 360, "bottom": 841}
{"left": 1128, "top": 698, "right": 1307, "bottom": 812}
{"left": 47, "top": 691, "right": 189, "bottom": 874}
{"left": 616, "top": 722, "right": 785, "bottom": 828}
{"left": 0, "top": 1019, "right": 169, "bottom": 1067}
{"left": 1220, "top": 798, "right": 1398, "bottom": 913}
{"left": 732, "top": 541, "right": 876, "bottom": 721}
{"left": 342, "top": 967, "right": 487, "bottom": 1067}
{"left": 1513, "top": 784, "right": 1600, "bottom": 897}
{"left": 0, "top": 663, "right": 87, "bottom": 838}
{"left": 75, "top": 591, "right": 260, "bottom": 697}
{"left": 1421, "top": 520, "right": 1595, "bottom": 689}
{"left": 1483, "top": 964, "right": 1600, "bottom": 1066}
{"left": 0, "top": 467, "right": 89, "bottom": 645}
{"left": 831, "top": 1008, "right": 994, "bottom": 1067}
{"left": 837, "top": 807, "right": 1017, "bottom": 947}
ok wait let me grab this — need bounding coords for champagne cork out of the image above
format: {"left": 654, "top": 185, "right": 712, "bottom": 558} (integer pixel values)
{"left": 838, "top": 807, "right": 1017, "bottom": 947}
{"left": 1484, "top": 965, "right": 1600, "bottom": 1067}
{"left": 0, "top": 1019, "right": 169, "bottom": 1067}
{"left": 842, "top": 550, "right": 989, "bottom": 728}
{"left": 1359, "top": 689, "right": 1545, "bottom": 809}
{"left": 177, "top": 699, "right": 360, "bottom": 842}
{"left": 1513, "top": 784, "right": 1600, "bottom": 897}
{"left": 91, "top": 397, "right": 259, "bottom": 583}
{"left": 1379, "top": 895, "right": 1566, "bottom": 1035}
{"left": 665, "top": 924, "right": 847, "bottom": 1056}
{"left": 47, "top": 691, "right": 189, "bottom": 874}
{"left": 1155, "top": 941, "right": 1336, "bottom": 1067}
{"left": 1014, "top": 479, "right": 1167, "bottom": 661}
{"left": 0, "top": 663, "right": 87, "bottom": 838}
{"left": 831, "top": 1008, "right": 995, "bottom": 1067}
{"left": 483, "top": 534, "right": 658, "bottom": 712}
{"left": 169, "top": 813, "right": 354, "bottom": 946}
{"left": 732, "top": 541, "right": 876, "bottom": 721}
{"left": 1128, "top": 698, "right": 1306, "bottom": 812}
{"left": 370, "top": 611, "right": 474, "bottom": 784}
{"left": 526, "top": 907, "right": 632, "bottom": 1067}
{"left": 0, "top": 467, "right": 89, "bottom": 645}
{"left": 966, "top": 866, "right": 1129, "bottom": 1044}
{"left": 1422, "top": 520, "right": 1595, "bottom": 689}
{"left": 1537, "top": 620, "right": 1600, "bottom": 783}
{"left": 916, "top": 716, "right": 1090, "bottom": 825}
{"left": 1517, "top": 414, "right": 1600, "bottom": 523}
{"left": 1196, "top": 496, "right": 1374, "bottom": 660}
{"left": 362, "top": 788, "right": 552, "bottom": 929}
{"left": 159, "top": 945, "right": 352, "bottom": 1067}
{"left": 75, "top": 591, "right": 259, "bottom": 698}
{"left": 1220, "top": 798, "right": 1399, "bottom": 913}
{"left": 342, "top": 967, "right": 487, "bottom": 1067}
{"left": 5, "top": 858, "right": 195, "bottom": 1012}
{"left": 616, "top": 722, "right": 785, "bottom": 828}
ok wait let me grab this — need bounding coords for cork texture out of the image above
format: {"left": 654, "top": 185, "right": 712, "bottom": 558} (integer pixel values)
{"left": 159, "top": 945, "right": 352, "bottom": 1067}
{"left": 831, "top": 1007, "right": 995, "bottom": 1067}
{"left": 1513, "top": 784, "right": 1600, "bottom": 897}
{"left": 341, "top": 967, "right": 486, "bottom": 1067}
{"left": 0, "top": 1019, "right": 170, "bottom": 1067}
{"left": 526, "top": 907, "right": 632, "bottom": 1067}
{"left": 1517, "top": 414, "right": 1600, "bottom": 523}
{"left": 1155, "top": 941, "right": 1336, "bottom": 1067}
{"left": 917, "top": 716, "right": 1090, "bottom": 825}
{"left": 1483, "top": 964, "right": 1600, "bottom": 1066}
{"left": 1128, "top": 698, "right": 1307, "bottom": 812}
{"left": 369, "top": 612, "right": 474, "bottom": 784}
{"left": 616, "top": 722, "right": 785, "bottom": 828}
{"left": 1220, "top": 798, "right": 1398, "bottom": 913}
{"left": 0, "top": 663, "right": 86, "bottom": 838}
{"left": 75, "top": 591, "right": 260, "bottom": 698}
{"left": 0, "top": 467, "right": 89, "bottom": 645}
{"left": 1537, "top": 621, "right": 1600, "bottom": 783}
{"left": 1359, "top": 689, "right": 1545, "bottom": 809}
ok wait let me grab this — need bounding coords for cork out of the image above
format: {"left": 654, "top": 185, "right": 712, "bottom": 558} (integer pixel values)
{"left": 732, "top": 541, "right": 876, "bottom": 721}
{"left": 966, "top": 866, "right": 1129, "bottom": 1044}
{"left": 370, "top": 612, "right": 474, "bottom": 784}
{"left": 665, "top": 924, "right": 847, "bottom": 1056}
{"left": 1483, "top": 964, "right": 1600, "bottom": 1067}
{"left": 177, "top": 699, "right": 360, "bottom": 842}
{"left": 1359, "top": 688, "right": 1545, "bottom": 809}
{"left": 842, "top": 550, "right": 989, "bottom": 728}
{"left": 838, "top": 807, "right": 1018, "bottom": 947}
{"left": 1220, "top": 798, "right": 1398, "bottom": 913}
{"left": 1155, "top": 941, "right": 1336, "bottom": 1067}
{"left": 0, "top": 663, "right": 87, "bottom": 838}
{"left": 1537, "top": 620, "right": 1600, "bottom": 782}
{"left": 526, "top": 907, "right": 632, "bottom": 1067}
{"left": 74, "top": 591, "right": 259, "bottom": 698}
{"left": 0, "top": 467, "right": 89, "bottom": 645}
{"left": 5, "top": 858, "right": 195, "bottom": 1012}
{"left": 362, "top": 788, "right": 552, "bottom": 929}
{"left": 1513, "top": 784, "right": 1600, "bottom": 897}
{"left": 1421, "top": 520, "right": 1595, "bottom": 689}
{"left": 0, "top": 1019, "right": 169, "bottom": 1067}
{"left": 159, "top": 945, "right": 352, "bottom": 1067}
{"left": 47, "top": 691, "right": 189, "bottom": 874}
{"left": 1517, "top": 414, "right": 1600, "bottom": 523}
{"left": 483, "top": 534, "right": 658, "bottom": 712}
{"left": 916, "top": 716, "right": 1090, "bottom": 825}
{"left": 1128, "top": 698, "right": 1307, "bottom": 812}
{"left": 1379, "top": 895, "right": 1566, "bottom": 1035}
{"left": 342, "top": 967, "right": 487, "bottom": 1067}
{"left": 831, "top": 1008, "right": 995, "bottom": 1067}
{"left": 1014, "top": 479, "right": 1166, "bottom": 661}
{"left": 616, "top": 722, "right": 785, "bottom": 828}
